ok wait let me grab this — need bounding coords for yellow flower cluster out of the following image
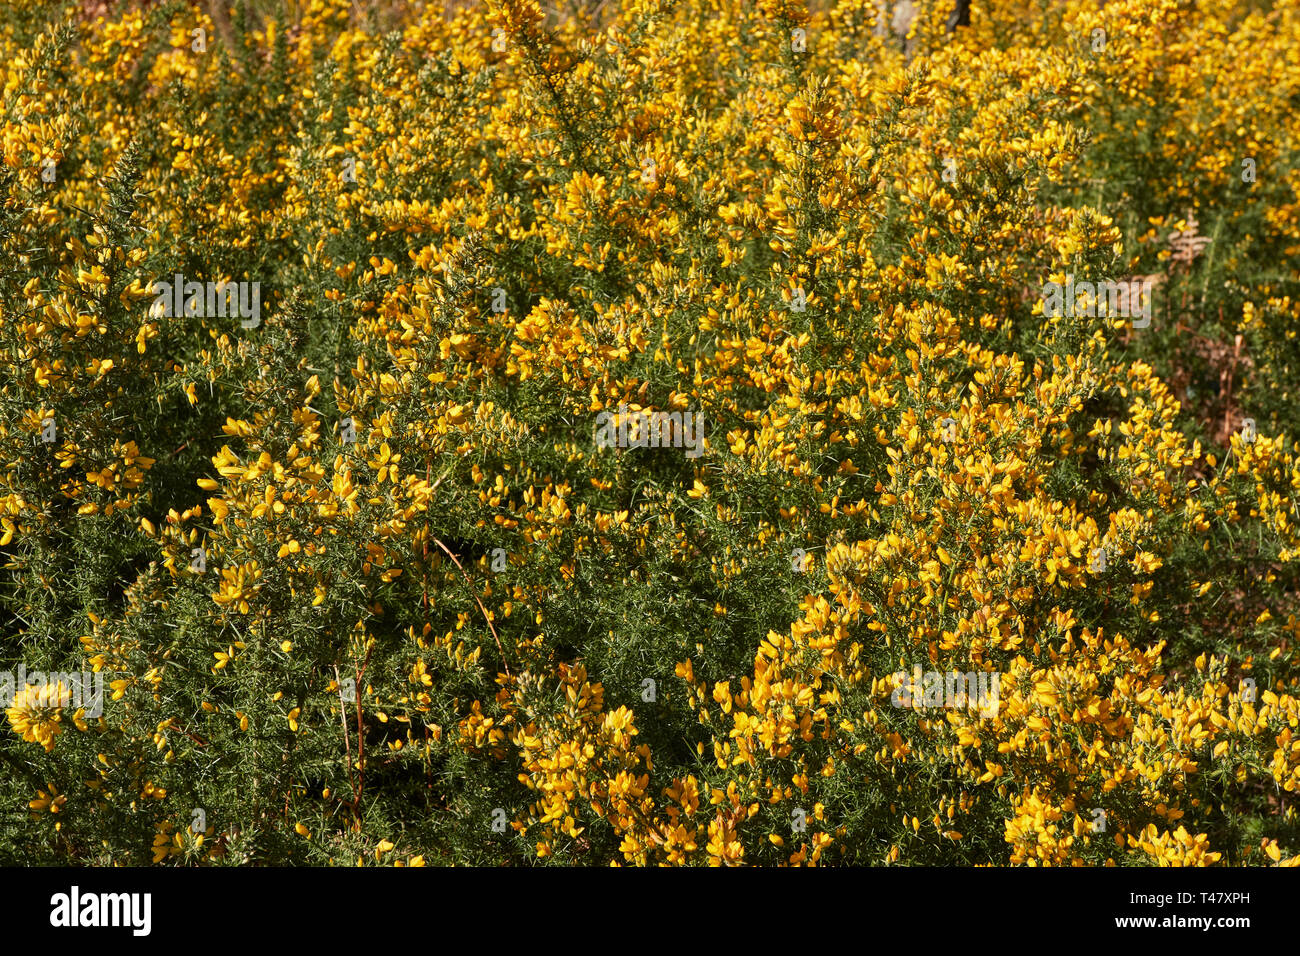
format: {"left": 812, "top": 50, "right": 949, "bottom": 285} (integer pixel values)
{"left": 1, "top": 0, "right": 1299, "bottom": 866}
{"left": 7, "top": 682, "right": 72, "bottom": 752}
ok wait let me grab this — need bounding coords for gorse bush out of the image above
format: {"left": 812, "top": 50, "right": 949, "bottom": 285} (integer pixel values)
{"left": 1, "top": 0, "right": 1300, "bottom": 866}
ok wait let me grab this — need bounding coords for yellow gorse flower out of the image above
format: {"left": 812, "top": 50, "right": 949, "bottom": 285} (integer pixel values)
{"left": 7, "top": 682, "right": 72, "bottom": 752}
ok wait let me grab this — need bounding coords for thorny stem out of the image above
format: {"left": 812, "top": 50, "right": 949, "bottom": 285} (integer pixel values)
{"left": 431, "top": 536, "right": 512, "bottom": 677}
